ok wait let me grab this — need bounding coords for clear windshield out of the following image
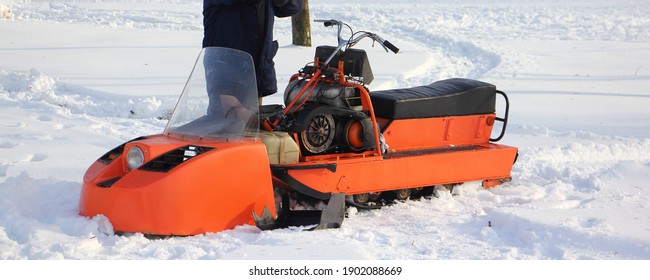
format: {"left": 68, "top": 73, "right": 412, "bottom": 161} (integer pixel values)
{"left": 164, "top": 47, "right": 259, "bottom": 141}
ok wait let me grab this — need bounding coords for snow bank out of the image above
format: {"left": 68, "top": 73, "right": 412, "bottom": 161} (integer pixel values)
{"left": 0, "top": 69, "right": 176, "bottom": 119}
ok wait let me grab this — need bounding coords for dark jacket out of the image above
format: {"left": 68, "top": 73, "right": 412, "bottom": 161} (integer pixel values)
{"left": 203, "top": 0, "right": 303, "bottom": 97}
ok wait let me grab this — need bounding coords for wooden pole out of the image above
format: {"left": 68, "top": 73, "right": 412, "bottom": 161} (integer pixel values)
{"left": 291, "top": 0, "right": 311, "bottom": 47}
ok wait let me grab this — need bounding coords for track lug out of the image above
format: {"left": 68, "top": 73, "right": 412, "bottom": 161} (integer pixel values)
{"left": 253, "top": 193, "right": 346, "bottom": 231}
{"left": 312, "top": 193, "right": 346, "bottom": 230}
{"left": 253, "top": 207, "right": 277, "bottom": 230}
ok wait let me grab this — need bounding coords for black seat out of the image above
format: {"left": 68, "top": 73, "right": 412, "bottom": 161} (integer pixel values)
{"left": 370, "top": 78, "right": 496, "bottom": 119}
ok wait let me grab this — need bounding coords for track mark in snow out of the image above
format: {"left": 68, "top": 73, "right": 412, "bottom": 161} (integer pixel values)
{"left": 28, "top": 153, "right": 48, "bottom": 162}
{"left": 9, "top": 2, "right": 202, "bottom": 31}
{"left": 0, "top": 164, "right": 7, "bottom": 177}
{"left": 487, "top": 210, "right": 649, "bottom": 259}
{"left": 394, "top": 29, "right": 501, "bottom": 86}
{"left": 52, "top": 122, "right": 65, "bottom": 130}
{"left": 390, "top": 26, "right": 501, "bottom": 84}
{"left": 543, "top": 199, "right": 583, "bottom": 210}
{"left": 37, "top": 115, "right": 53, "bottom": 122}
{"left": 0, "top": 141, "right": 18, "bottom": 148}
{"left": 314, "top": 7, "right": 501, "bottom": 88}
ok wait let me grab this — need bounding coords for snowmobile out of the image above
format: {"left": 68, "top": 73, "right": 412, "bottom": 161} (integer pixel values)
{"left": 79, "top": 20, "right": 518, "bottom": 236}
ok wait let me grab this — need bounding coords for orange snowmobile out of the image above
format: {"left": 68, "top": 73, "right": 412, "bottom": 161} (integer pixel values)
{"left": 79, "top": 20, "right": 517, "bottom": 236}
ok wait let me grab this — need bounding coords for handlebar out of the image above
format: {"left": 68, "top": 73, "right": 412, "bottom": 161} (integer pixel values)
{"left": 314, "top": 19, "right": 399, "bottom": 56}
{"left": 383, "top": 40, "right": 400, "bottom": 54}
{"left": 314, "top": 19, "right": 338, "bottom": 27}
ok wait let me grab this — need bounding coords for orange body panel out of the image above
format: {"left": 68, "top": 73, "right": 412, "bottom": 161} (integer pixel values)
{"left": 380, "top": 114, "right": 496, "bottom": 152}
{"left": 79, "top": 135, "right": 275, "bottom": 235}
{"left": 272, "top": 114, "right": 517, "bottom": 197}
{"left": 276, "top": 143, "right": 516, "bottom": 196}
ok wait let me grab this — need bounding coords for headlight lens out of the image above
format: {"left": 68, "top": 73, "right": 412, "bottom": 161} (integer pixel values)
{"left": 126, "top": 146, "right": 145, "bottom": 170}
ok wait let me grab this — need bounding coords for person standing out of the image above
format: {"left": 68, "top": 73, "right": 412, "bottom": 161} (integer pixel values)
{"left": 202, "top": 0, "right": 304, "bottom": 98}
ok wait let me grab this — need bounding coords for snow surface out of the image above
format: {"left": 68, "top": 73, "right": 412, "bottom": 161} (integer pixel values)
{"left": 1, "top": 0, "right": 650, "bottom": 267}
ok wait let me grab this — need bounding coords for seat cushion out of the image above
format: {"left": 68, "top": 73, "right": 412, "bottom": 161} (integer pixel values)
{"left": 370, "top": 78, "right": 496, "bottom": 119}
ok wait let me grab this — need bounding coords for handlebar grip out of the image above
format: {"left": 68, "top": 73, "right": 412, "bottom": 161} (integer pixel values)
{"left": 383, "top": 40, "right": 399, "bottom": 54}
{"left": 315, "top": 19, "right": 338, "bottom": 27}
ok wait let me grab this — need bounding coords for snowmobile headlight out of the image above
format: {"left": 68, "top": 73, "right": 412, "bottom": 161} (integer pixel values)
{"left": 126, "top": 146, "right": 145, "bottom": 170}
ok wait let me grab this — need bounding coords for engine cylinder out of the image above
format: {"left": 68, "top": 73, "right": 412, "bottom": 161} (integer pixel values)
{"left": 284, "top": 80, "right": 358, "bottom": 109}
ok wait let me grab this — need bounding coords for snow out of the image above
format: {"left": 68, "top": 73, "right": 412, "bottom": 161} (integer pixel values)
{"left": 1, "top": 0, "right": 650, "bottom": 273}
